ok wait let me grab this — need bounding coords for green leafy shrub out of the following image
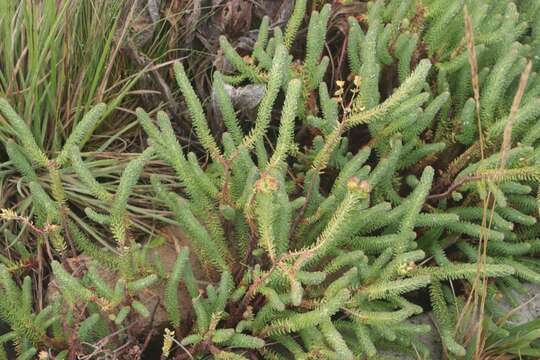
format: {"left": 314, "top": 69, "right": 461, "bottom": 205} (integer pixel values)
{"left": 0, "top": 0, "right": 540, "bottom": 359}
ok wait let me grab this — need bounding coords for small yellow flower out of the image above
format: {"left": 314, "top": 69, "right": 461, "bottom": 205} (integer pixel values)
{"left": 397, "top": 261, "right": 417, "bottom": 275}
{"left": 0, "top": 208, "right": 18, "bottom": 221}
{"left": 162, "top": 328, "right": 175, "bottom": 358}
{"left": 256, "top": 175, "right": 280, "bottom": 193}
{"left": 346, "top": 177, "right": 371, "bottom": 194}
{"left": 336, "top": 80, "right": 345, "bottom": 88}
{"left": 43, "top": 223, "right": 61, "bottom": 233}
{"left": 353, "top": 75, "right": 361, "bottom": 87}
{"left": 97, "top": 297, "right": 113, "bottom": 312}
{"left": 38, "top": 351, "right": 49, "bottom": 360}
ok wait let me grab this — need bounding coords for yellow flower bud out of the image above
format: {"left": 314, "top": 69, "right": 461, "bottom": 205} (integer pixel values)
{"left": 347, "top": 177, "right": 371, "bottom": 194}
{"left": 162, "top": 328, "right": 175, "bottom": 358}
{"left": 256, "top": 175, "right": 280, "bottom": 193}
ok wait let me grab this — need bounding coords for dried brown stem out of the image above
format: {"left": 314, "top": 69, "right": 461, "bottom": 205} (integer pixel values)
{"left": 464, "top": 6, "right": 484, "bottom": 160}
{"left": 499, "top": 60, "right": 532, "bottom": 169}
{"left": 427, "top": 174, "right": 482, "bottom": 200}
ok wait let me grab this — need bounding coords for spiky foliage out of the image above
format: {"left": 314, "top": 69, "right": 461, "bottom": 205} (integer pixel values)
{"left": 0, "top": 0, "right": 539, "bottom": 359}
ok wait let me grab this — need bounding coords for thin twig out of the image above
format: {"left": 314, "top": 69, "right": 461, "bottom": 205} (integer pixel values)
{"left": 427, "top": 174, "right": 482, "bottom": 200}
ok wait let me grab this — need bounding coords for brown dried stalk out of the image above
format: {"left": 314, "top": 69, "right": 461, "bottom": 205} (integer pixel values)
{"left": 499, "top": 60, "right": 533, "bottom": 169}
{"left": 464, "top": 6, "right": 484, "bottom": 160}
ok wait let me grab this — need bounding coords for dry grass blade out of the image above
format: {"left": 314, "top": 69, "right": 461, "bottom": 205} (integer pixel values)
{"left": 469, "top": 33, "right": 533, "bottom": 360}
{"left": 470, "top": 59, "right": 535, "bottom": 359}
{"left": 499, "top": 60, "right": 532, "bottom": 170}
{"left": 464, "top": 5, "right": 484, "bottom": 160}
{"left": 454, "top": 7, "right": 490, "bottom": 357}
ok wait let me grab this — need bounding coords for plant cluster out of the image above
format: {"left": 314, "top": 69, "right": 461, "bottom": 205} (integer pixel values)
{"left": 0, "top": 0, "right": 540, "bottom": 359}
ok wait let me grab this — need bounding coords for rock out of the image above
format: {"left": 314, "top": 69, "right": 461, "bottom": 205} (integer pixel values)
{"left": 412, "top": 313, "right": 442, "bottom": 360}
{"left": 213, "top": 83, "right": 266, "bottom": 113}
{"left": 379, "top": 313, "right": 442, "bottom": 360}
{"left": 211, "top": 82, "right": 266, "bottom": 134}
{"left": 382, "top": 282, "right": 540, "bottom": 359}
{"left": 500, "top": 282, "right": 540, "bottom": 325}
